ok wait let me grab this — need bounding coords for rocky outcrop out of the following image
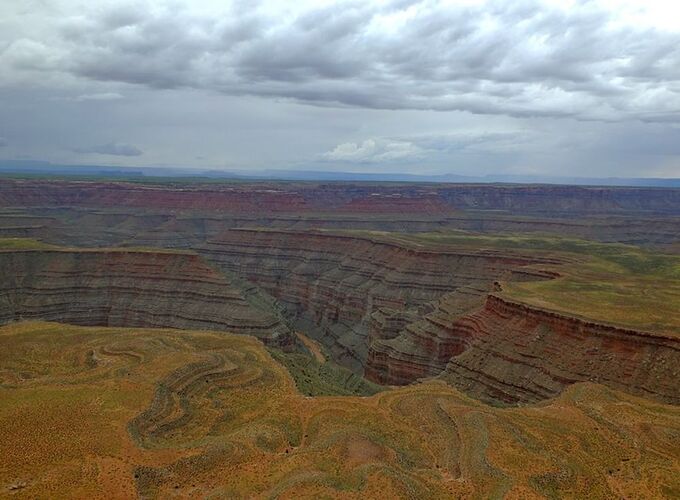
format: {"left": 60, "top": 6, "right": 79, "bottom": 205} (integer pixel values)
{"left": 200, "top": 229, "right": 559, "bottom": 372}
{"left": 367, "top": 290, "right": 680, "bottom": 405}
{"left": 0, "top": 248, "right": 293, "bottom": 346}
{"left": 424, "top": 295, "right": 680, "bottom": 405}
{"left": 365, "top": 286, "right": 488, "bottom": 384}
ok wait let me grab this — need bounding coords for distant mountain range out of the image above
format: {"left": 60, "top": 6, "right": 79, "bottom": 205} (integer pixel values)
{"left": 1, "top": 160, "right": 678, "bottom": 187}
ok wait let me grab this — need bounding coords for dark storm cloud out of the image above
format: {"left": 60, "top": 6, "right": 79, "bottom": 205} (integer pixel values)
{"left": 6, "top": 0, "right": 677, "bottom": 122}
{"left": 74, "top": 142, "right": 143, "bottom": 156}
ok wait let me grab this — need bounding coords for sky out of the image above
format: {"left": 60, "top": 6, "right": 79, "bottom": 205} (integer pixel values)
{"left": 1, "top": 0, "right": 680, "bottom": 177}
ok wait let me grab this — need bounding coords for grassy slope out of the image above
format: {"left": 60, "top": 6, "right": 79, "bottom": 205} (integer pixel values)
{"left": 0, "top": 322, "right": 678, "bottom": 498}
{"left": 268, "top": 348, "right": 383, "bottom": 397}
{"left": 0, "top": 237, "right": 59, "bottom": 250}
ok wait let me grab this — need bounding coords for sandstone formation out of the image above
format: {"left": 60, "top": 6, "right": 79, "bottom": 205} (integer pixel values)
{"left": 368, "top": 288, "right": 680, "bottom": 405}
{"left": 200, "top": 228, "right": 559, "bottom": 372}
{"left": 0, "top": 248, "right": 292, "bottom": 346}
{"left": 1, "top": 179, "right": 678, "bottom": 408}
{"left": 440, "top": 294, "right": 680, "bottom": 405}
{"left": 365, "top": 286, "right": 488, "bottom": 384}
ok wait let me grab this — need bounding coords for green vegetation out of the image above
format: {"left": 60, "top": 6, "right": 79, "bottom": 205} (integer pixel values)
{"left": 268, "top": 348, "right": 384, "bottom": 397}
{"left": 0, "top": 237, "right": 195, "bottom": 255}
{"left": 0, "top": 237, "right": 58, "bottom": 250}
{"left": 504, "top": 251, "right": 680, "bottom": 334}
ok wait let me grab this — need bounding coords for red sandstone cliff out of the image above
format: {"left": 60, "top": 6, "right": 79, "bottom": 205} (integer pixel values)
{"left": 368, "top": 293, "right": 680, "bottom": 405}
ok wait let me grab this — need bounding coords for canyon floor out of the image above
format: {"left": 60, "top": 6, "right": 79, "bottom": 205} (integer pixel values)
{"left": 0, "top": 178, "right": 679, "bottom": 498}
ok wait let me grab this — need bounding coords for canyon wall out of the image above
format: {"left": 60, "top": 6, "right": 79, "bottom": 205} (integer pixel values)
{"left": 370, "top": 293, "right": 680, "bottom": 405}
{"left": 200, "top": 229, "right": 558, "bottom": 371}
{"left": 2, "top": 179, "right": 679, "bottom": 215}
{"left": 0, "top": 248, "right": 293, "bottom": 347}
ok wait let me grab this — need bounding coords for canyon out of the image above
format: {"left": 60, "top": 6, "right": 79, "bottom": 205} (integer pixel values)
{"left": 0, "top": 179, "right": 678, "bottom": 409}
{"left": 0, "top": 246, "right": 292, "bottom": 347}
{"left": 1, "top": 178, "right": 679, "bottom": 497}
{"left": 2, "top": 178, "right": 679, "bottom": 214}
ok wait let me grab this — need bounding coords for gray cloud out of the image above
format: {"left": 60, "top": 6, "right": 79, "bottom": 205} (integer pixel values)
{"left": 3, "top": 1, "right": 680, "bottom": 122}
{"left": 0, "top": 1, "right": 679, "bottom": 178}
{"left": 73, "top": 92, "right": 124, "bottom": 101}
{"left": 74, "top": 142, "right": 143, "bottom": 156}
{"left": 0, "top": 137, "right": 7, "bottom": 147}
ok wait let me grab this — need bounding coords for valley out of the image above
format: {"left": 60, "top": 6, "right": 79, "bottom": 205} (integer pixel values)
{"left": 0, "top": 178, "right": 679, "bottom": 497}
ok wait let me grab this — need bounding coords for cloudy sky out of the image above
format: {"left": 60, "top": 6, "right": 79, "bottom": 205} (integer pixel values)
{"left": 1, "top": 0, "right": 680, "bottom": 177}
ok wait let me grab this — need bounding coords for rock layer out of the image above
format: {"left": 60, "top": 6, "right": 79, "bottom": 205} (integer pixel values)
{"left": 200, "top": 229, "right": 558, "bottom": 371}
{"left": 2, "top": 179, "right": 679, "bottom": 214}
{"left": 365, "top": 286, "right": 488, "bottom": 384}
{"left": 0, "top": 248, "right": 292, "bottom": 346}
{"left": 423, "top": 295, "right": 680, "bottom": 405}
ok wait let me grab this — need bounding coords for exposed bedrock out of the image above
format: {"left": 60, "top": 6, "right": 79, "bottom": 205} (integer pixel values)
{"left": 0, "top": 249, "right": 293, "bottom": 346}
{"left": 365, "top": 286, "right": 488, "bottom": 384}
{"left": 2, "top": 179, "right": 680, "bottom": 215}
{"left": 409, "top": 295, "right": 680, "bottom": 406}
{"left": 3, "top": 206, "right": 680, "bottom": 249}
{"left": 199, "top": 229, "right": 559, "bottom": 372}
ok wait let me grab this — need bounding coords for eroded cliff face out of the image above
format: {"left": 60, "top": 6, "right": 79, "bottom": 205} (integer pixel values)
{"left": 365, "top": 287, "right": 487, "bottom": 384}
{"left": 200, "top": 229, "right": 558, "bottom": 372}
{"left": 0, "top": 249, "right": 292, "bottom": 346}
{"left": 402, "top": 295, "right": 680, "bottom": 405}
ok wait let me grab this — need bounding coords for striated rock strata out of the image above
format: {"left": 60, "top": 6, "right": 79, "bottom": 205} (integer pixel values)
{"left": 200, "top": 229, "right": 558, "bottom": 371}
{"left": 365, "top": 286, "right": 488, "bottom": 384}
{"left": 440, "top": 295, "right": 680, "bottom": 405}
{"left": 2, "top": 179, "right": 680, "bottom": 215}
{"left": 370, "top": 291, "right": 680, "bottom": 405}
{"left": 0, "top": 248, "right": 292, "bottom": 346}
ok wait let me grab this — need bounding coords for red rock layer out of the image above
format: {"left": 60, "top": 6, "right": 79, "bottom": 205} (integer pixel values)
{"left": 0, "top": 249, "right": 292, "bottom": 346}
{"left": 365, "top": 286, "right": 487, "bottom": 384}
{"left": 371, "top": 293, "right": 680, "bottom": 405}
{"left": 2, "top": 179, "right": 679, "bottom": 214}
{"left": 200, "top": 229, "right": 558, "bottom": 371}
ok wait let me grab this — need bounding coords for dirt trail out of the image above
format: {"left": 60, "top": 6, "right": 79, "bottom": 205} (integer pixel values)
{"left": 296, "top": 332, "right": 326, "bottom": 363}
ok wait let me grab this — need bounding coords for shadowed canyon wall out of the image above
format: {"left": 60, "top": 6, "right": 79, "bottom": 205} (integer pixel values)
{"left": 200, "top": 229, "right": 560, "bottom": 372}
{"left": 0, "top": 249, "right": 292, "bottom": 346}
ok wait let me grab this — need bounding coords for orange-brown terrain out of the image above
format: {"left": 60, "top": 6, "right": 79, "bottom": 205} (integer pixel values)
{"left": 1, "top": 179, "right": 679, "bottom": 498}
{"left": 1, "top": 322, "right": 679, "bottom": 498}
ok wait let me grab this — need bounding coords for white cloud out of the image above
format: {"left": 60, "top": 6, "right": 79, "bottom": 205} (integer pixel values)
{"left": 323, "top": 138, "right": 425, "bottom": 162}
